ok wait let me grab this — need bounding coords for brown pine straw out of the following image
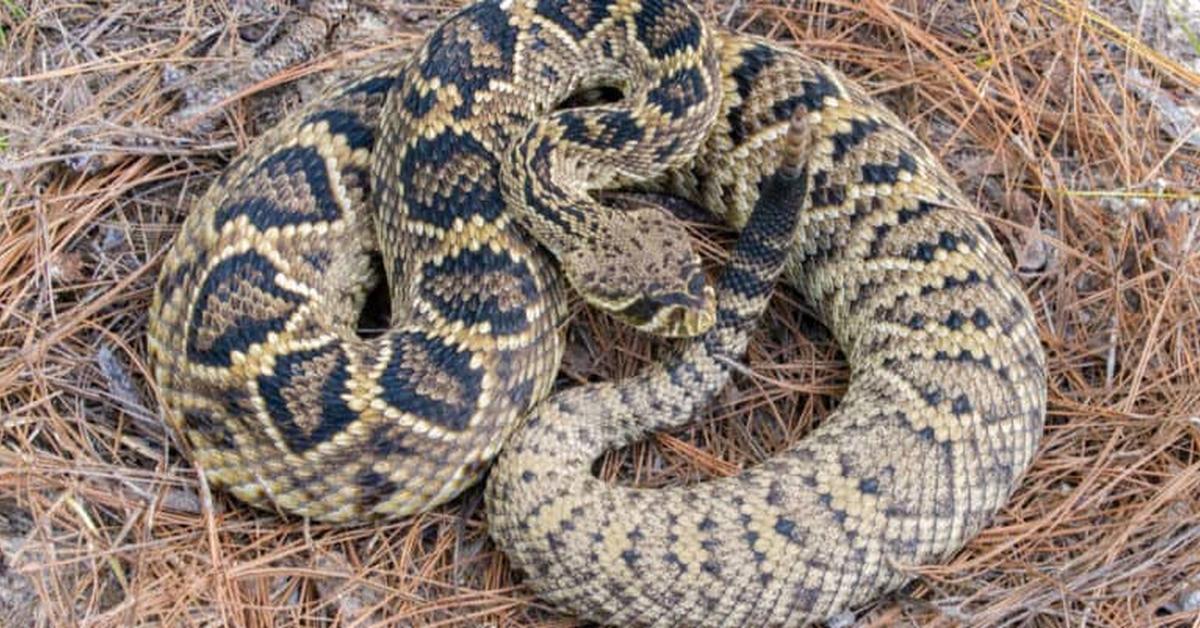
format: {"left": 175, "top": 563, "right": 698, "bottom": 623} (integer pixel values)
{"left": 2, "top": 0, "right": 1199, "bottom": 625}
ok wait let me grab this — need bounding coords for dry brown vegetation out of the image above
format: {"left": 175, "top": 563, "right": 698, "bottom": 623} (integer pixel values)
{"left": 2, "top": 0, "right": 1199, "bottom": 625}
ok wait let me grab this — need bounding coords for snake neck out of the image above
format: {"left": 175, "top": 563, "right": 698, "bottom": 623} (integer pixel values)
{"left": 498, "top": 155, "right": 809, "bottom": 475}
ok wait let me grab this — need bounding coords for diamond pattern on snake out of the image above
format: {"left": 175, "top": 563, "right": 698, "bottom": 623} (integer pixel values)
{"left": 147, "top": 0, "right": 1047, "bottom": 624}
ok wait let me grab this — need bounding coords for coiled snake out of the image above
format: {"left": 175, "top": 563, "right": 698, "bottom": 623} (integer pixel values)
{"left": 148, "top": 0, "right": 1047, "bottom": 623}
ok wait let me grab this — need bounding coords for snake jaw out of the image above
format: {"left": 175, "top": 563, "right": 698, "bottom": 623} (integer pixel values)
{"left": 609, "top": 282, "right": 717, "bottom": 338}
{"left": 657, "top": 283, "right": 718, "bottom": 337}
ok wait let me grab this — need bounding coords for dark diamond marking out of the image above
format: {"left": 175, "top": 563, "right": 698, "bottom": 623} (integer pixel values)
{"left": 186, "top": 250, "right": 305, "bottom": 367}
{"left": 258, "top": 343, "right": 357, "bottom": 453}
{"left": 214, "top": 146, "right": 341, "bottom": 232}
{"left": 418, "top": 246, "right": 539, "bottom": 335}
{"left": 379, "top": 331, "right": 482, "bottom": 431}
{"left": 400, "top": 130, "right": 504, "bottom": 230}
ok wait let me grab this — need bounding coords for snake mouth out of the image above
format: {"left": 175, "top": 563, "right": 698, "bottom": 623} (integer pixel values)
{"left": 614, "top": 285, "right": 717, "bottom": 338}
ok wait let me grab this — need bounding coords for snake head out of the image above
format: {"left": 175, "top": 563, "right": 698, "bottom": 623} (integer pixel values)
{"left": 561, "top": 207, "right": 716, "bottom": 338}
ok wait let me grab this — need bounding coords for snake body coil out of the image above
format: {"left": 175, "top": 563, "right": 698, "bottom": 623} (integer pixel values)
{"left": 149, "top": 0, "right": 1046, "bottom": 623}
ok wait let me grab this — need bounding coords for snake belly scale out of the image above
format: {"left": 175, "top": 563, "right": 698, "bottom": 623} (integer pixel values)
{"left": 148, "top": 0, "right": 1047, "bottom": 623}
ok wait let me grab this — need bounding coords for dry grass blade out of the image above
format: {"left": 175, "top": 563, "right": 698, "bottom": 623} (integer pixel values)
{"left": 2, "top": 0, "right": 1199, "bottom": 626}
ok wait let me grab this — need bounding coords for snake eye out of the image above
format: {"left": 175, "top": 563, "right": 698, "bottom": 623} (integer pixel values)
{"left": 615, "top": 296, "right": 659, "bottom": 327}
{"left": 613, "top": 288, "right": 714, "bottom": 337}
